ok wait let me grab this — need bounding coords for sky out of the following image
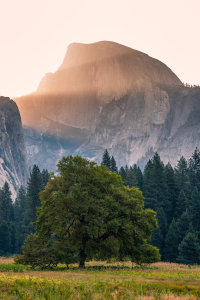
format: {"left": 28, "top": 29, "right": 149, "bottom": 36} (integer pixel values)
{"left": 0, "top": 0, "right": 199, "bottom": 98}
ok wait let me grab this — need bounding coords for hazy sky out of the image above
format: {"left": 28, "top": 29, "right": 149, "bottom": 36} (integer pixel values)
{"left": 0, "top": 0, "right": 199, "bottom": 97}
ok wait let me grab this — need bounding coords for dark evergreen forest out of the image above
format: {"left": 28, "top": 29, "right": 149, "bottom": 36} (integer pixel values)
{"left": 0, "top": 148, "right": 200, "bottom": 264}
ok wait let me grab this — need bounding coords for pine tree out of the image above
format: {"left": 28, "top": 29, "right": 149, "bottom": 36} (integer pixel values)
{"left": 151, "top": 208, "right": 168, "bottom": 258}
{"left": 118, "top": 166, "right": 127, "bottom": 183}
{"left": 186, "top": 222, "right": 195, "bottom": 235}
{"left": 151, "top": 227, "right": 163, "bottom": 255}
{"left": 14, "top": 186, "right": 27, "bottom": 253}
{"left": 0, "top": 221, "right": 11, "bottom": 255}
{"left": 41, "top": 169, "right": 49, "bottom": 189}
{"left": 174, "top": 190, "right": 188, "bottom": 220}
{"left": 126, "top": 167, "right": 138, "bottom": 188}
{"left": 0, "top": 182, "right": 12, "bottom": 224}
{"left": 124, "top": 165, "right": 129, "bottom": 174}
{"left": 9, "top": 221, "right": 15, "bottom": 254}
{"left": 163, "top": 218, "right": 180, "bottom": 262}
{"left": 175, "top": 156, "right": 189, "bottom": 196}
{"left": 188, "top": 148, "right": 200, "bottom": 192}
{"left": 177, "top": 212, "right": 191, "bottom": 241}
{"left": 24, "top": 165, "right": 43, "bottom": 235}
{"left": 177, "top": 232, "right": 200, "bottom": 265}
{"left": 0, "top": 182, "right": 13, "bottom": 254}
{"left": 143, "top": 159, "right": 156, "bottom": 210}
{"left": 165, "top": 163, "right": 177, "bottom": 219}
{"left": 110, "top": 156, "right": 118, "bottom": 173}
{"left": 143, "top": 153, "right": 170, "bottom": 219}
{"left": 101, "top": 149, "right": 111, "bottom": 171}
{"left": 189, "top": 187, "right": 200, "bottom": 231}
{"left": 133, "top": 164, "right": 143, "bottom": 190}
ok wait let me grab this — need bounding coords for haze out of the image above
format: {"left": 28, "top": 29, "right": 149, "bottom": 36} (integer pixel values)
{"left": 0, "top": 0, "right": 199, "bottom": 98}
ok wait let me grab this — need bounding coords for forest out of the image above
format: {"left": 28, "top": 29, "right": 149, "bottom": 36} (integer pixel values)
{"left": 0, "top": 148, "right": 200, "bottom": 265}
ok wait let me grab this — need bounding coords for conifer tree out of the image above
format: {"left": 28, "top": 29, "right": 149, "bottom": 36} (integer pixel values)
{"left": 177, "top": 212, "right": 191, "bottom": 241}
{"left": 189, "top": 187, "right": 200, "bottom": 231}
{"left": 188, "top": 148, "right": 200, "bottom": 192}
{"left": 124, "top": 164, "right": 129, "bottom": 174}
{"left": 186, "top": 222, "right": 195, "bottom": 235}
{"left": 174, "top": 190, "right": 188, "bottom": 220}
{"left": 143, "top": 153, "right": 170, "bottom": 219}
{"left": 143, "top": 159, "right": 156, "bottom": 210}
{"left": 24, "top": 165, "right": 43, "bottom": 235}
{"left": 0, "top": 182, "right": 12, "bottom": 224}
{"left": 126, "top": 167, "right": 138, "bottom": 188}
{"left": 9, "top": 221, "right": 15, "bottom": 254}
{"left": 101, "top": 149, "right": 111, "bottom": 171}
{"left": 110, "top": 156, "right": 118, "bottom": 173}
{"left": 165, "top": 163, "right": 177, "bottom": 219}
{"left": 41, "top": 169, "right": 49, "bottom": 189}
{"left": 151, "top": 227, "right": 163, "bottom": 255}
{"left": 0, "top": 182, "right": 13, "bottom": 254}
{"left": 175, "top": 156, "right": 189, "bottom": 196}
{"left": 163, "top": 218, "right": 180, "bottom": 262}
{"left": 151, "top": 208, "right": 167, "bottom": 258}
{"left": 177, "top": 232, "right": 200, "bottom": 265}
{"left": 14, "top": 186, "right": 27, "bottom": 253}
{"left": 0, "top": 221, "right": 11, "bottom": 255}
{"left": 133, "top": 164, "right": 143, "bottom": 190}
{"left": 118, "top": 166, "right": 127, "bottom": 183}
{"left": 14, "top": 186, "right": 26, "bottom": 223}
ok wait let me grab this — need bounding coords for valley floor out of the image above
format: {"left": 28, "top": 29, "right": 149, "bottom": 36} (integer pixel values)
{"left": 0, "top": 259, "right": 200, "bottom": 299}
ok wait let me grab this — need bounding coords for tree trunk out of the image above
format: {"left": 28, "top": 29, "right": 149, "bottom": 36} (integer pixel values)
{"left": 79, "top": 249, "right": 86, "bottom": 269}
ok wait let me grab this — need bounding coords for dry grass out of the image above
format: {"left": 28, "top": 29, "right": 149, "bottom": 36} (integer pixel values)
{"left": 0, "top": 260, "right": 200, "bottom": 299}
{"left": 0, "top": 257, "right": 14, "bottom": 263}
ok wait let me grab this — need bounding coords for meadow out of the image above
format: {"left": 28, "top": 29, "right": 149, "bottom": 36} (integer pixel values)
{"left": 0, "top": 258, "right": 200, "bottom": 299}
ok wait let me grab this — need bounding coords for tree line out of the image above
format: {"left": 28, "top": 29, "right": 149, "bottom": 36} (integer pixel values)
{"left": 101, "top": 148, "right": 200, "bottom": 264}
{"left": 0, "top": 167, "right": 49, "bottom": 256}
{"left": 0, "top": 148, "right": 200, "bottom": 265}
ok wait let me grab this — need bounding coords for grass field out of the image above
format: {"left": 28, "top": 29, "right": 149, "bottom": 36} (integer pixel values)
{"left": 0, "top": 258, "right": 200, "bottom": 299}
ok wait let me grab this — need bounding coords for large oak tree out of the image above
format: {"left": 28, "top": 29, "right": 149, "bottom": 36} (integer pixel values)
{"left": 16, "top": 156, "right": 160, "bottom": 268}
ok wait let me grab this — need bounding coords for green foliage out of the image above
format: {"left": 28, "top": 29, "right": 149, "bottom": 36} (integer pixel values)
{"left": 0, "top": 181, "right": 12, "bottom": 224}
{"left": 164, "top": 162, "right": 177, "bottom": 218}
{"left": 0, "top": 182, "right": 13, "bottom": 254}
{"left": 174, "top": 189, "right": 188, "bottom": 220}
{"left": 19, "top": 155, "right": 160, "bottom": 268}
{"left": 177, "top": 232, "right": 200, "bottom": 265}
{"left": 189, "top": 187, "right": 200, "bottom": 231}
{"left": 175, "top": 156, "right": 189, "bottom": 196}
{"left": 143, "top": 153, "right": 171, "bottom": 220}
{"left": 133, "top": 165, "right": 143, "bottom": 191}
{"left": 14, "top": 186, "right": 27, "bottom": 253}
{"left": 151, "top": 208, "right": 167, "bottom": 258}
{"left": 110, "top": 156, "right": 118, "bottom": 173}
{"left": 24, "top": 165, "right": 43, "bottom": 235}
{"left": 101, "top": 149, "right": 111, "bottom": 170}
{"left": 118, "top": 166, "right": 127, "bottom": 183}
{"left": 41, "top": 169, "right": 50, "bottom": 189}
{"left": 188, "top": 147, "right": 200, "bottom": 192}
{"left": 125, "top": 167, "right": 138, "bottom": 188}
{"left": 163, "top": 218, "right": 180, "bottom": 262}
{"left": 177, "top": 211, "right": 191, "bottom": 241}
{"left": 0, "top": 221, "right": 11, "bottom": 254}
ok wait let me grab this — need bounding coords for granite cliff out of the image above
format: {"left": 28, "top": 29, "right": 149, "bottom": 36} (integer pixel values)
{"left": 15, "top": 41, "right": 200, "bottom": 170}
{"left": 0, "top": 97, "right": 29, "bottom": 198}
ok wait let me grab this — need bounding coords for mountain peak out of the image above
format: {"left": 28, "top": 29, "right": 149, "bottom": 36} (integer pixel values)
{"left": 58, "top": 41, "right": 182, "bottom": 87}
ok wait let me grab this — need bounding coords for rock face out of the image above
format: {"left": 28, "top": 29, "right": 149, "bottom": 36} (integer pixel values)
{"left": 15, "top": 41, "right": 200, "bottom": 170}
{"left": 0, "top": 97, "right": 29, "bottom": 198}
